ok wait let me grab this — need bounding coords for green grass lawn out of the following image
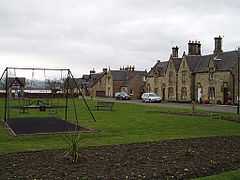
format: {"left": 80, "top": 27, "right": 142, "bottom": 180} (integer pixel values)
{"left": 1, "top": 98, "right": 240, "bottom": 178}
{"left": 1, "top": 98, "right": 240, "bottom": 155}
{"left": 196, "top": 169, "right": 240, "bottom": 180}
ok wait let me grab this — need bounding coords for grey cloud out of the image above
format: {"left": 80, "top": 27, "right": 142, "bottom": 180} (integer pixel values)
{"left": 0, "top": 0, "right": 240, "bottom": 76}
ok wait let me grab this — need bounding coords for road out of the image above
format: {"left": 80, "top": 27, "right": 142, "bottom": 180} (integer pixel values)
{"left": 95, "top": 97, "right": 238, "bottom": 113}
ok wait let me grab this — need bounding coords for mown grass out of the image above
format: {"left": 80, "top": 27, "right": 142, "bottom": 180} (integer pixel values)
{"left": 1, "top": 98, "right": 240, "bottom": 178}
{"left": 196, "top": 169, "right": 240, "bottom": 180}
{"left": 1, "top": 98, "right": 240, "bottom": 155}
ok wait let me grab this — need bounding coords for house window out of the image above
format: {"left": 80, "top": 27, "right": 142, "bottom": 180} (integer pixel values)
{"left": 154, "top": 77, "right": 158, "bottom": 84}
{"left": 182, "top": 60, "right": 185, "bottom": 68}
{"left": 154, "top": 88, "right": 159, "bottom": 95}
{"left": 147, "top": 83, "right": 151, "bottom": 93}
{"left": 168, "top": 87, "right": 174, "bottom": 99}
{"left": 108, "top": 87, "right": 111, "bottom": 96}
{"left": 142, "top": 76, "right": 146, "bottom": 82}
{"left": 182, "top": 71, "right": 187, "bottom": 84}
{"left": 169, "top": 71, "right": 174, "bottom": 84}
{"left": 209, "top": 68, "right": 214, "bottom": 81}
{"left": 208, "top": 87, "right": 215, "bottom": 100}
{"left": 181, "top": 87, "right": 187, "bottom": 100}
{"left": 107, "top": 76, "right": 111, "bottom": 83}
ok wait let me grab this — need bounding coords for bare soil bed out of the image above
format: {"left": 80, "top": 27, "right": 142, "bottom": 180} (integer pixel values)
{"left": 1, "top": 136, "right": 240, "bottom": 179}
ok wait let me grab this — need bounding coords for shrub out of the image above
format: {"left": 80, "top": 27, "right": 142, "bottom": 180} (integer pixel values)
{"left": 64, "top": 133, "right": 81, "bottom": 163}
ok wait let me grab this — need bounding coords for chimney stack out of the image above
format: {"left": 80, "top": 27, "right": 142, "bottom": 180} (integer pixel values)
{"left": 188, "top": 40, "right": 201, "bottom": 55}
{"left": 188, "top": 41, "right": 194, "bottom": 55}
{"left": 172, "top": 46, "right": 179, "bottom": 58}
{"left": 214, "top": 36, "right": 223, "bottom": 55}
{"left": 132, "top": 65, "right": 135, "bottom": 71}
{"left": 90, "top": 69, "right": 96, "bottom": 74}
{"left": 194, "top": 41, "right": 201, "bottom": 55}
{"left": 103, "top": 68, "right": 107, "bottom": 73}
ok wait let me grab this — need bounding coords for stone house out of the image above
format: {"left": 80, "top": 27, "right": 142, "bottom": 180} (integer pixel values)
{"left": 146, "top": 36, "right": 238, "bottom": 104}
{"left": 146, "top": 60, "right": 168, "bottom": 100}
{"left": 89, "top": 66, "right": 147, "bottom": 99}
{"left": 88, "top": 69, "right": 107, "bottom": 97}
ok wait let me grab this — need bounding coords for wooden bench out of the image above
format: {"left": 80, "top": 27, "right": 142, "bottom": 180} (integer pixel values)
{"left": 210, "top": 112, "right": 221, "bottom": 120}
{"left": 95, "top": 101, "right": 114, "bottom": 111}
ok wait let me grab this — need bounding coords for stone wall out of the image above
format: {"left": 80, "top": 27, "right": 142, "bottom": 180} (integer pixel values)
{"left": 165, "top": 60, "right": 177, "bottom": 101}
{"left": 106, "top": 72, "right": 113, "bottom": 97}
{"left": 195, "top": 71, "right": 233, "bottom": 104}
{"left": 90, "top": 74, "right": 107, "bottom": 97}
{"left": 177, "top": 58, "right": 192, "bottom": 102}
{"left": 128, "top": 75, "right": 145, "bottom": 99}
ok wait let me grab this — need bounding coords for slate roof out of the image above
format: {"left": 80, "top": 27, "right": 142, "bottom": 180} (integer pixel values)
{"left": 172, "top": 58, "right": 182, "bottom": 71}
{"left": 214, "top": 51, "right": 238, "bottom": 71}
{"left": 192, "top": 55, "right": 212, "bottom": 73}
{"left": 111, "top": 70, "right": 146, "bottom": 80}
{"left": 186, "top": 50, "right": 238, "bottom": 73}
{"left": 149, "top": 50, "right": 238, "bottom": 76}
{"left": 148, "top": 60, "right": 168, "bottom": 76}
{"left": 88, "top": 72, "right": 105, "bottom": 87}
{"left": 110, "top": 70, "right": 128, "bottom": 81}
{"left": 131, "top": 70, "right": 147, "bottom": 77}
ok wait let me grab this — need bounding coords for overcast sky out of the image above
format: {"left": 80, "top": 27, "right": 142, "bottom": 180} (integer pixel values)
{"left": 0, "top": 0, "right": 240, "bottom": 77}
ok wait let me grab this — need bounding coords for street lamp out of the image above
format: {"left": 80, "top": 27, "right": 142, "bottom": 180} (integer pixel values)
{"left": 237, "top": 48, "right": 240, "bottom": 115}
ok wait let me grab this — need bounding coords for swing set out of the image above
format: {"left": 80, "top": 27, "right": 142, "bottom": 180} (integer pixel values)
{"left": 0, "top": 67, "right": 95, "bottom": 135}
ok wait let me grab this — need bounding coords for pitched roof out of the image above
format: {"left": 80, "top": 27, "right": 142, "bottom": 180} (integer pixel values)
{"left": 148, "top": 60, "right": 168, "bottom": 76}
{"left": 89, "top": 72, "right": 105, "bottom": 87}
{"left": 111, "top": 70, "right": 146, "bottom": 80}
{"left": 185, "top": 50, "right": 238, "bottom": 73}
{"left": 172, "top": 58, "right": 182, "bottom": 71}
{"left": 110, "top": 70, "right": 128, "bottom": 81}
{"left": 214, "top": 51, "right": 238, "bottom": 71}
{"left": 185, "top": 55, "right": 201, "bottom": 72}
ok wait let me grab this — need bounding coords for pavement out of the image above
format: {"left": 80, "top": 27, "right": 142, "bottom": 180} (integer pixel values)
{"left": 94, "top": 97, "right": 238, "bottom": 113}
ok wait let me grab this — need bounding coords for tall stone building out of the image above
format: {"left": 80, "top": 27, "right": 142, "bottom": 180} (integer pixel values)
{"left": 146, "top": 36, "right": 239, "bottom": 104}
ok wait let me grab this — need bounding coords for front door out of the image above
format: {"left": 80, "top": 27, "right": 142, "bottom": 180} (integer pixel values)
{"left": 162, "top": 88, "right": 165, "bottom": 101}
{"left": 223, "top": 88, "right": 228, "bottom": 104}
{"left": 197, "top": 88, "right": 202, "bottom": 103}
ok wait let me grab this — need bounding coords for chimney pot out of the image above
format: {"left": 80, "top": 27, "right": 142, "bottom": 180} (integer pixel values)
{"left": 90, "top": 69, "right": 96, "bottom": 74}
{"left": 172, "top": 46, "right": 179, "bottom": 58}
{"left": 103, "top": 68, "right": 107, "bottom": 73}
{"left": 214, "top": 35, "right": 223, "bottom": 55}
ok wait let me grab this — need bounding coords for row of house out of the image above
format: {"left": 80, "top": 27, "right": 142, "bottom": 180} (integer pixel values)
{"left": 146, "top": 36, "right": 239, "bottom": 104}
{"left": 78, "top": 67, "right": 147, "bottom": 99}
{"left": 79, "top": 36, "right": 240, "bottom": 104}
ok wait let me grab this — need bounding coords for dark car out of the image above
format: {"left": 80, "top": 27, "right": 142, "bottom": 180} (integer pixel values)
{"left": 115, "top": 92, "right": 130, "bottom": 100}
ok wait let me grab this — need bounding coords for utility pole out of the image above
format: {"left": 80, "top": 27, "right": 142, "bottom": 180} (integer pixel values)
{"left": 237, "top": 48, "right": 240, "bottom": 115}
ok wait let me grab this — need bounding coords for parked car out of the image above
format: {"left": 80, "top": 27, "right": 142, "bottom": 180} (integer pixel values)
{"left": 115, "top": 92, "right": 130, "bottom": 100}
{"left": 141, "top": 92, "right": 161, "bottom": 103}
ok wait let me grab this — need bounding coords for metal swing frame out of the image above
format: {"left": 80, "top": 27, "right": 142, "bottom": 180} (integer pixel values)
{"left": 0, "top": 67, "right": 95, "bottom": 123}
